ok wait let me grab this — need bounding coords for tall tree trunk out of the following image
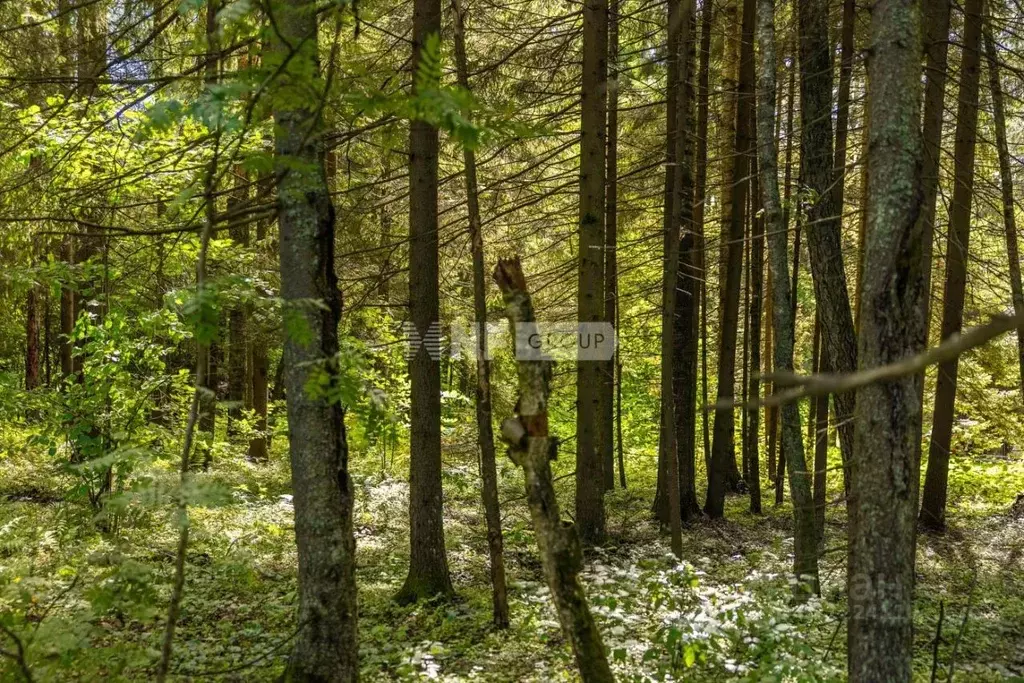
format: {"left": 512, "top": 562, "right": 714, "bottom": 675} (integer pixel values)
{"left": 60, "top": 236, "right": 74, "bottom": 380}
{"left": 795, "top": 0, "right": 856, "bottom": 490}
{"left": 250, "top": 169, "right": 273, "bottom": 460}
{"left": 25, "top": 276, "right": 41, "bottom": 392}
{"left": 399, "top": 0, "right": 454, "bottom": 600}
{"left": 694, "top": 0, "right": 713, "bottom": 478}
{"left": 848, "top": 0, "right": 926, "bottom": 672}
{"left": 916, "top": 0, "right": 953, "bottom": 348}
{"left": 706, "top": 0, "right": 754, "bottom": 518}
{"left": 765, "top": 266, "right": 776, "bottom": 481}
{"left": 44, "top": 289, "right": 52, "bottom": 387}
{"left": 451, "top": 0, "right": 510, "bottom": 628}
{"left": 984, "top": 17, "right": 1024, "bottom": 404}
{"left": 576, "top": 0, "right": 609, "bottom": 546}
{"left": 655, "top": 0, "right": 688, "bottom": 553}
{"left": 920, "top": 0, "right": 984, "bottom": 532}
{"left": 603, "top": 0, "right": 620, "bottom": 491}
{"left": 674, "top": 0, "right": 701, "bottom": 523}
{"left": 71, "top": 0, "right": 107, "bottom": 382}
{"left": 755, "top": 0, "right": 818, "bottom": 594}
{"left": 775, "top": 62, "right": 798, "bottom": 508}
{"left": 248, "top": 339, "right": 269, "bottom": 462}
{"left": 655, "top": 0, "right": 679, "bottom": 525}
{"left": 272, "top": 3, "right": 358, "bottom": 679}
{"left": 494, "top": 258, "right": 614, "bottom": 683}
{"left": 854, "top": 101, "right": 870, "bottom": 334}
{"left": 832, "top": 0, "right": 855, "bottom": 215}
{"left": 746, "top": 148, "right": 763, "bottom": 515}
{"left": 812, "top": 318, "right": 829, "bottom": 538}
{"left": 741, "top": 221, "right": 751, "bottom": 481}
{"left": 227, "top": 165, "right": 250, "bottom": 437}
{"left": 198, "top": 0, "right": 220, "bottom": 470}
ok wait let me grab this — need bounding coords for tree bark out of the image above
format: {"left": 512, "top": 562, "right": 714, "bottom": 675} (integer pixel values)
{"left": 272, "top": 2, "right": 358, "bottom": 679}
{"left": 983, "top": 17, "right": 1024, "bottom": 405}
{"left": 248, "top": 338, "right": 269, "bottom": 462}
{"left": 655, "top": 0, "right": 689, "bottom": 553}
{"left": 916, "top": 0, "right": 953, "bottom": 349}
{"left": 755, "top": 0, "right": 818, "bottom": 595}
{"left": 25, "top": 278, "right": 41, "bottom": 392}
{"left": 227, "top": 164, "right": 250, "bottom": 437}
{"left": 576, "top": 0, "right": 609, "bottom": 546}
{"left": 706, "top": 0, "right": 754, "bottom": 518}
{"left": 451, "top": 0, "right": 509, "bottom": 628}
{"left": 60, "top": 236, "right": 74, "bottom": 380}
{"left": 847, "top": 0, "right": 926, "bottom": 673}
{"left": 920, "top": 0, "right": 984, "bottom": 532}
{"left": 694, "top": 0, "right": 713, "bottom": 479}
{"left": 494, "top": 258, "right": 614, "bottom": 683}
{"left": 746, "top": 146, "right": 763, "bottom": 515}
{"left": 602, "top": 0, "right": 620, "bottom": 492}
{"left": 673, "top": 0, "right": 701, "bottom": 523}
{"left": 832, "top": 0, "right": 856, "bottom": 215}
{"left": 796, "top": 0, "right": 856, "bottom": 490}
{"left": 812, "top": 318, "right": 829, "bottom": 539}
{"left": 656, "top": 0, "right": 680, "bottom": 528}
{"left": 399, "top": 0, "right": 454, "bottom": 601}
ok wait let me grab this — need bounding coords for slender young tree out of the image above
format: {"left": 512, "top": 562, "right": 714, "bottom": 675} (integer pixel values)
{"left": 272, "top": 1, "right": 358, "bottom": 678}
{"left": 603, "top": 0, "right": 620, "bottom": 491}
{"left": 706, "top": 0, "right": 754, "bottom": 517}
{"left": 451, "top": 0, "right": 509, "bottom": 627}
{"left": 656, "top": 0, "right": 681, "bottom": 527}
{"left": 832, "top": 0, "right": 856, "bottom": 215}
{"left": 25, "top": 259, "right": 41, "bottom": 392}
{"left": 227, "top": 164, "right": 250, "bottom": 437}
{"left": 656, "top": 0, "right": 689, "bottom": 552}
{"left": 984, "top": 16, "right": 1024, "bottom": 402}
{"left": 693, "top": 0, "right": 713, "bottom": 477}
{"left": 746, "top": 152, "right": 764, "bottom": 515}
{"left": 755, "top": 0, "right": 818, "bottom": 593}
{"left": 917, "top": 0, "right": 953, "bottom": 344}
{"left": 197, "top": 0, "right": 221, "bottom": 469}
{"left": 848, "top": 0, "right": 926, "bottom": 672}
{"left": 920, "top": 0, "right": 984, "bottom": 532}
{"left": 775, "top": 43, "right": 798, "bottom": 508}
{"left": 812, "top": 319, "right": 829, "bottom": 537}
{"left": 575, "top": 0, "right": 609, "bottom": 545}
{"left": 399, "top": 0, "right": 454, "bottom": 601}
{"left": 674, "top": 0, "right": 702, "bottom": 522}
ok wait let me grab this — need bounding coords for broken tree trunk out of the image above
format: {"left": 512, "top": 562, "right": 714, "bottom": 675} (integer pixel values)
{"left": 493, "top": 258, "right": 613, "bottom": 683}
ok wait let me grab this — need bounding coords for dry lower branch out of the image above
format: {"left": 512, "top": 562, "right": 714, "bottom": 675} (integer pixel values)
{"left": 714, "top": 312, "right": 1024, "bottom": 411}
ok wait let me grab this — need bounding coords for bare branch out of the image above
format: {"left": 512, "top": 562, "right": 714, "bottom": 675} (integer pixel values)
{"left": 714, "top": 312, "right": 1024, "bottom": 410}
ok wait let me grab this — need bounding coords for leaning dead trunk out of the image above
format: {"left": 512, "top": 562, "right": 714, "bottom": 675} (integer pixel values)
{"left": 494, "top": 258, "right": 613, "bottom": 683}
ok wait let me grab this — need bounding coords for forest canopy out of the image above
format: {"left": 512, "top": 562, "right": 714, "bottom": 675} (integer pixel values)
{"left": 1, "top": 0, "right": 1024, "bottom": 679}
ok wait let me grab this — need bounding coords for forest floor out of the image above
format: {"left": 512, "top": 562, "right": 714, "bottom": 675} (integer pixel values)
{"left": 2, "top": 425, "right": 1024, "bottom": 681}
